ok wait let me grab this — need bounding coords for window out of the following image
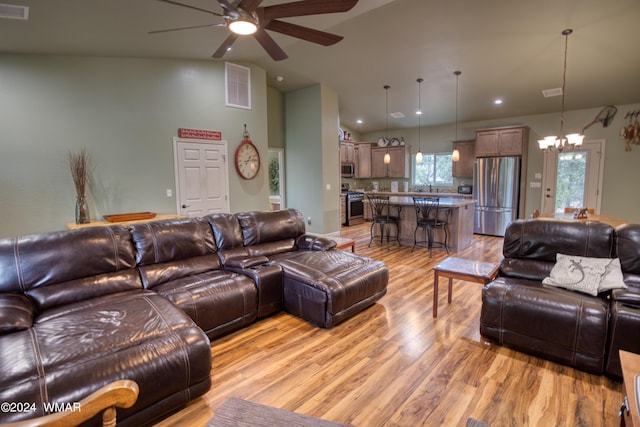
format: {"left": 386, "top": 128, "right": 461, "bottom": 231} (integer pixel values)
{"left": 414, "top": 153, "right": 453, "bottom": 186}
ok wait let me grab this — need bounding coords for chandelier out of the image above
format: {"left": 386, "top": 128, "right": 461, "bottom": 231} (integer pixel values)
{"left": 538, "top": 29, "right": 585, "bottom": 151}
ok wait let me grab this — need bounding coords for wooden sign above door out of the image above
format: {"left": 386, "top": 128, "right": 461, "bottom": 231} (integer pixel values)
{"left": 178, "top": 128, "right": 222, "bottom": 140}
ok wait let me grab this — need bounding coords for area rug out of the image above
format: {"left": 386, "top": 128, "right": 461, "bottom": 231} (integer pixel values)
{"left": 466, "top": 418, "right": 491, "bottom": 427}
{"left": 208, "top": 397, "right": 354, "bottom": 427}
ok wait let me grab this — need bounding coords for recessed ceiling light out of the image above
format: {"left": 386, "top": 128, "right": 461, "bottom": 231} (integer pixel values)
{"left": 356, "top": 119, "right": 363, "bottom": 125}
{"left": 0, "top": 3, "right": 29, "bottom": 20}
{"left": 390, "top": 112, "right": 405, "bottom": 119}
{"left": 494, "top": 99, "right": 503, "bottom": 105}
{"left": 416, "top": 110, "right": 422, "bottom": 115}
{"left": 542, "top": 88, "right": 563, "bottom": 98}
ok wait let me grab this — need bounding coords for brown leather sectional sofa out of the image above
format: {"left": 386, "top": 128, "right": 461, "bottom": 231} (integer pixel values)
{"left": 0, "top": 209, "right": 388, "bottom": 425}
{"left": 480, "top": 219, "right": 640, "bottom": 378}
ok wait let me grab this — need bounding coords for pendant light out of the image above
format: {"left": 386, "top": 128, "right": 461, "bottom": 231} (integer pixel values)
{"left": 416, "top": 78, "right": 424, "bottom": 164}
{"left": 452, "top": 70, "right": 461, "bottom": 162}
{"left": 383, "top": 85, "right": 391, "bottom": 164}
{"left": 538, "top": 29, "right": 585, "bottom": 151}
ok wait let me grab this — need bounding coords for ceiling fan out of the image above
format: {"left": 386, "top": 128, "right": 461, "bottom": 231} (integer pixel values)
{"left": 150, "top": 0, "right": 359, "bottom": 61}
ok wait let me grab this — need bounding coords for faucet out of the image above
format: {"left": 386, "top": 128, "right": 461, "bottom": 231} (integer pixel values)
{"left": 428, "top": 184, "right": 432, "bottom": 193}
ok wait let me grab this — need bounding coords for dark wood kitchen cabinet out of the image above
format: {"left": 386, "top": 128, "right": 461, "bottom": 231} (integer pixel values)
{"left": 355, "top": 143, "right": 371, "bottom": 178}
{"left": 475, "top": 126, "right": 529, "bottom": 157}
{"left": 452, "top": 140, "right": 475, "bottom": 177}
{"left": 371, "top": 146, "right": 410, "bottom": 178}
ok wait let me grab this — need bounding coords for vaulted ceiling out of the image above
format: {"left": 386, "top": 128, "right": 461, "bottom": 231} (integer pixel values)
{"left": 2, "top": 0, "right": 639, "bottom": 133}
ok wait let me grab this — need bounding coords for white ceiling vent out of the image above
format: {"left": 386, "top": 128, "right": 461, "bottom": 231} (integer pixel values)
{"left": 225, "top": 62, "right": 251, "bottom": 110}
{"left": 0, "top": 3, "right": 29, "bottom": 20}
{"left": 542, "top": 88, "right": 563, "bottom": 98}
{"left": 389, "top": 112, "right": 405, "bottom": 119}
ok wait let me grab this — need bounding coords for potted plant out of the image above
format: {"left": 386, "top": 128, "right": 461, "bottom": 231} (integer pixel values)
{"left": 69, "top": 149, "right": 90, "bottom": 224}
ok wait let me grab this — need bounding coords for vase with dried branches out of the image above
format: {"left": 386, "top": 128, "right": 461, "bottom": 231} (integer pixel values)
{"left": 69, "top": 149, "right": 90, "bottom": 224}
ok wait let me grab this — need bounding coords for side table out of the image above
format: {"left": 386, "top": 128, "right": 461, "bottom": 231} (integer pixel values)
{"left": 432, "top": 257, "right": 499, "bottom": 318}
{"left": 620, "top": 350, "right": 640, "bottom": 427}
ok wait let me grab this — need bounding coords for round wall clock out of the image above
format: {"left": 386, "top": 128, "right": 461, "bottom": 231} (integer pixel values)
{"left": 235, "top": 135, "right": 260, "bottom": 180}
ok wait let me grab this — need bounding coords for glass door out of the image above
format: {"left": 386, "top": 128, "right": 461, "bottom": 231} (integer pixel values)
{"left": 542, "top": 140, "right": 604, "bottom": 215}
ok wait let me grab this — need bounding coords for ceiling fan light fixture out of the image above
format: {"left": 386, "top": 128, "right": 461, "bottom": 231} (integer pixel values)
{"left": 229, "top": 19, "right": 257, "bottom": 35}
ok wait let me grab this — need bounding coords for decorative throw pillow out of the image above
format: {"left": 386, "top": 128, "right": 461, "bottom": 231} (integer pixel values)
{"left": 542, "top": 254, "right": 626, "bottom": 296}
{"left": 597, "top": 257, "right": 627, "bottom": 292}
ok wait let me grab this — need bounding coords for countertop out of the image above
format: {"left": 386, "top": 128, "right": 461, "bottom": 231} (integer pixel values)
{"left": 363, "top": 190, "right": 472, "bottom": 198}
{"left": 365, "top": 195, "right": 476, "bottom": 208}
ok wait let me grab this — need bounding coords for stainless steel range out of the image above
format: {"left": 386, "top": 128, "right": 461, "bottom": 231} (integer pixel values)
{"left": 346, "top": 191, "right": 364, "bottom": 226}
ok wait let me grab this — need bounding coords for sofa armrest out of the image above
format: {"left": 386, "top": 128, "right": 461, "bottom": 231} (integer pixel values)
{"left": 295, "top": 235, "right": 337, "bottom": 251}
{"left": 0, "top": 294, "right": 35, "bottom": 335}
{"left": 612, "top": 288, "right": 640, "bottom": 307}
{"left": 225, "top": 256, "right": 270, "bottom": 269}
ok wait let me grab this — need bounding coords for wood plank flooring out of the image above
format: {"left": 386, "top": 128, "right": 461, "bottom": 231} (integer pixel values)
{"left": 154, "top": 222, "right": 623, "bottom": 427}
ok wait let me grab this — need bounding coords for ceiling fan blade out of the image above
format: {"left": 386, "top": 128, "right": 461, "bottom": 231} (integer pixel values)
{"left": 212, "top": 34, "right": 238, "bottom": 58}
{"left": 238, "top": 0, "right": 264, "bottom": 13}
{"left": 253, "top": 29, "right": 288, "bottom": 61}
{"left": 155, "top": 0, "right": 224, "bottom": 17}
{"left": 148, "top": 23, "right": 225, "bottom": 34}
{"left": 265, "top": 20, "right": 342, "bottom": 46}
{"left": 263, "top": 0, "right": 358, "bottom": 21}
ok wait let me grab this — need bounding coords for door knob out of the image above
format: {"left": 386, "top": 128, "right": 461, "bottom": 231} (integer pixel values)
{"left": 182, "top": 204, "right": 190, "bottom": 208}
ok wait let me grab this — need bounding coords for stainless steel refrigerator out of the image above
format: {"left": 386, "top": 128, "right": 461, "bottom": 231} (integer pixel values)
{"left": 473, "top": 156, "right": 521, "bottom": 236}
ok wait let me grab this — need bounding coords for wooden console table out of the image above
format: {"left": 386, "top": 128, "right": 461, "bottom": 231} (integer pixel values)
{"left": 66, "top": 214, "right": 183, "bottom": 230}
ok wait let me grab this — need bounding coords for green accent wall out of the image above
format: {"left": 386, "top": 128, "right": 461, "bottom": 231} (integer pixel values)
{"left": 284, "top": 84, "right": 340, "bottom": 234}
{"left": 0, "top": 54, "right": 270, "bottom": 237}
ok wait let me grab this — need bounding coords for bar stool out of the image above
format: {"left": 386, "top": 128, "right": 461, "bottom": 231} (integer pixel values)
{"left": 412, "top": 197, "right": 449, "bottom": 257}
{"left": 367, "top": 194, "right": 401, "bottom": 249}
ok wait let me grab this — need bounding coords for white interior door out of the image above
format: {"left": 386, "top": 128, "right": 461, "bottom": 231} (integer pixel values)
{"left": 173, "top": 138, "right": 229, "bottom": 217}
{"left": 541, "top": 140, "right": 605, "bottom": 215}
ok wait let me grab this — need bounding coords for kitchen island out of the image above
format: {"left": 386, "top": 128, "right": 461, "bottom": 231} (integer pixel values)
{"left": 364, "top": 193, "right": 476, "bottom": 251}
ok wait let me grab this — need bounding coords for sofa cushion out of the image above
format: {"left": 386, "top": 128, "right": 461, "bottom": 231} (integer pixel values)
{"left": 0, "top": 294, "right": 34, "bottom": 335}
{"left": 542, "top": 254, "right": 625, "bottom": 296}
{"left": 295, "top": 235, "right": 337, "bottom": 251}
{"left": 27, "top": 269, "right": 142, "bottom": 311}
{"left": 275, "top": 250, "right": 388, "bottom": 328}
{"left": 500, "top": 219, "right": 615, "bottom": 281}
{"left": 129, "top": 218, "right": 222, "bottom": 289}
{"left": 0, "top": 290, "right": 212, "bottom": 425}
{"left": 616, "top": 224, "right": 640, "bottom": 291}
{"left": 129, "top": 218, "right": 217, "bottom": 265}
{"left": 236, "top": 209, "right": 305, "bottom": 247}
{"left": 153, "top": 271, "right": 258, "bottom": 339}
{"left": 480, "top": 277, "right": 610, "bottom": 374}
{"left": 136, "top": 254, "right": 222, "bottom": 289}
{"left": 0, "top": 226, "right": 140, "bottom": 310}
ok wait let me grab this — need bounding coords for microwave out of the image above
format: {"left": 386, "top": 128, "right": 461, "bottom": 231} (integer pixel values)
{"left": 457, "top": 184, "right": 473, "bottom": 194}
{"left": 341, "top": 162, "right": 355, "bottom": 178}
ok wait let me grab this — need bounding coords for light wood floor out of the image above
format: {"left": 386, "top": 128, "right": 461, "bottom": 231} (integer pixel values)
{"left": 154, "top": 222, "right": 623, "bottom": 427}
